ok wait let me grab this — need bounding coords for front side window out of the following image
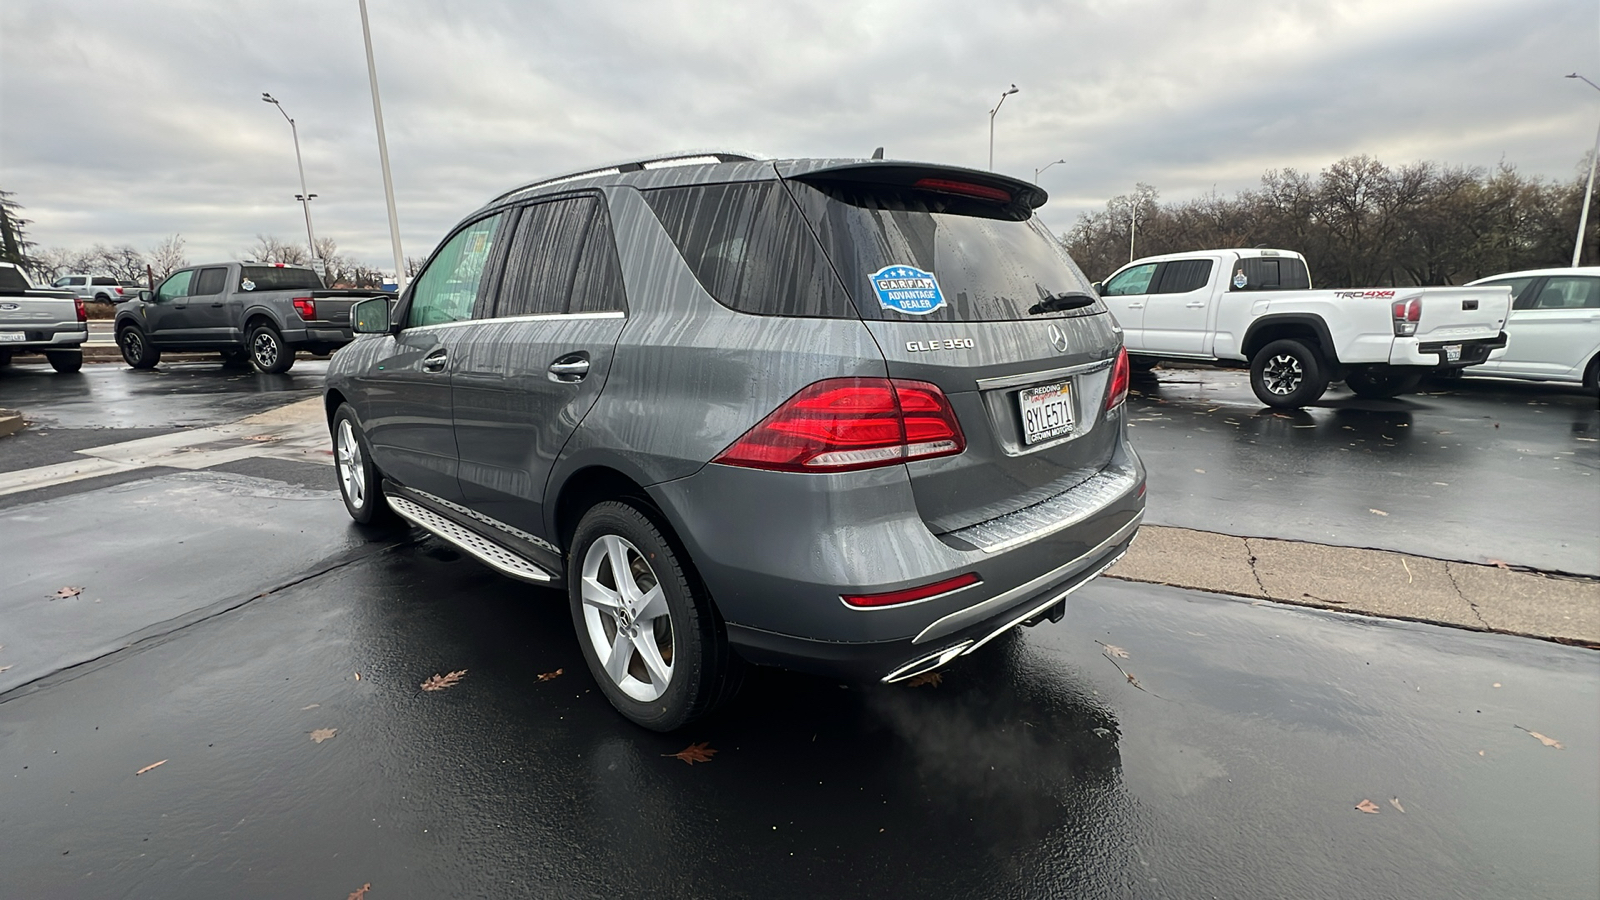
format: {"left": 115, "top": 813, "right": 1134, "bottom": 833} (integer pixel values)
{"left": 155, "top": 270, "right": 194, "bottom": 302}
{"left": 407, "top": 213, "right": 506, "bottom": 328}
{"left": 495, "top": 196, "right": 625, "bottom": 318}
{"left": 1531, "top": 276, "right": 1600, "bottom": 310}
{"left": 1103, "top": 263, "right": 1157, "bottom": 296}
{"left": 64, "top": 276, "right": 86, "bottom": 286}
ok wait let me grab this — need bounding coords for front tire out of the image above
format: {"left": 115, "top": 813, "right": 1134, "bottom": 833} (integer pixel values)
{"left": 248, "top": 323, "right": 294, "bottom": 374}
{"left": 117, "top": 325, "right": 161, "bottom": 369}
{"left": 568, "top": 501, "right": 739, "bottom": 732}
{"left": 1250, "top": 339, "right": 1329, "bottom": 409}
{"left": 1345, "top": 367, "right": 1422, "bottom": 399}
{"left": 332, "top": 405, "right": 395, "bottom": 525}
{"left": 46, "top": 350, "right": 83, "bottom": 373}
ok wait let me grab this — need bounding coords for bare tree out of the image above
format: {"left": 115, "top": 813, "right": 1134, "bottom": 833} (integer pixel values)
{"left": 241, "top": 234, "right": 310, "bottom": 265}
{"left": 148, "top": 234, "right": 188, "bottom": 280}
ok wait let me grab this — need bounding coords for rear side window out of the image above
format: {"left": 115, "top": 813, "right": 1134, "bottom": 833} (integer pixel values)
{"left": 240, "top": 266, "right": 323, "bottom": 292}
{"left": 642, "top": 181, "right": 854, "bottom": 318}
{"left": 1531, "top": 276, "right": 1600, "bottom": 309}
{"left": 92, "top": 277, "right": 117, "bottom": 286}
{"left": 192, "top": 267, "right": 227, "bottom": 296}
{"left": 407, "top": 213, "right": 507, "bottom": 328}
{"left": 1153, "top": 259, "right": 1213, "bottom": 294}
{"left": 790, "top": 181, "right": 1102, "bottom": 322}
{"left": 1485, "top": 277, "right": 1539, "bottom": 309}
{"left": 1229, "top": 256, "right": 1310, "bottom": 291}
{"left": 497, "top": 195, "right": 626, "bottom": 317}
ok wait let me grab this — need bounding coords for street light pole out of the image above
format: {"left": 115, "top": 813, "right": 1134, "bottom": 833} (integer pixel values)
{"left": 1034, "top": 158, "right": 1066, "bottom": 184}
{"left": 988, "top": 84, "right": 1018, "bottom": 172}
{"left": 1566, "top": 73, "right": 1600, "bottom": 267}
{"left": 261, "top": 93, "right": 320, "bottom": 269}
{"left": 360, "top": 0, "right": 406, "bottom": 288}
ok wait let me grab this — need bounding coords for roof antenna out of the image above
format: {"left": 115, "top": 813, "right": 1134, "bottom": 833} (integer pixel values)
{"left": 870, "top": 147, "right": 884, "bottom": 160}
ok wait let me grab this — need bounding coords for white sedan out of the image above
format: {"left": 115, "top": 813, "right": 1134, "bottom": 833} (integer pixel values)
{"left": 1466, "top": 267, "right": 1600, "bottom": 389}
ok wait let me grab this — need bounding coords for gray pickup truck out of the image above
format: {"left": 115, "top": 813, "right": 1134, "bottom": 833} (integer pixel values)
{"left": 0, "top": 262, "right": 87, "bottom": 373}
{"left": 113, "top": 262, "right": 392, "bottom": 373}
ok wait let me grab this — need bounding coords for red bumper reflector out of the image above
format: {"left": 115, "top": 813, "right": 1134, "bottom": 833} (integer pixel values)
{"left": 842, "top": 572, "right": 981, "bottom": 608}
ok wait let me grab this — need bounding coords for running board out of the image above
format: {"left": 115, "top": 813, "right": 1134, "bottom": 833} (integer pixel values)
{"left": 387, "top": 495, "right": 556, "bottom": 584}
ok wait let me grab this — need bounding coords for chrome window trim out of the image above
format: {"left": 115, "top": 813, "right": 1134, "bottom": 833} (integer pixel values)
{"left": 403, "top": 310, "right": 626, "bottom": 334}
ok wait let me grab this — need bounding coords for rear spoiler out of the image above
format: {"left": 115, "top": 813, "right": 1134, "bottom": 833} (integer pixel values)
{"left": 779, "top": 160, "right": 1048, "bottom": 211}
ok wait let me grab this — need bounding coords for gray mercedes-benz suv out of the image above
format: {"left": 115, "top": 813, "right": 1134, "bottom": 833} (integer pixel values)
{"left": 324, "top": 153, "right": 1145, "bottom": 730}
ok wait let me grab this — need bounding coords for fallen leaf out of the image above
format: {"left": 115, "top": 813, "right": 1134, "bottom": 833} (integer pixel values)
{"left": 1389, "top": 797, "right": 1406, "bottom": 813}
{"left": 1369, "top": 509, "right": 1388, "bottom": 516}
{"left": 300, "top": 703, "right": 320, "bottom": 710}
{"left": 1100, "top": 643, "right": 1130, "bottom": 659}
{"left": 421, "top": 669, "right": 468, "bottom": 692}
{"left": 0, "top": 665, "right": 11, "bottom": 673}
{"left": 665, "top": 742, "right": 717, "bottom": 765}
{"left": 347, "top": 884, "right": 372, "bottom": 900}
{"left": 1486, "top": 559, "right": 1510, "bottom": 570}
{"left": 1478, "top": 750, "right": 1485, "bottom": 756}
{"left": 1355, "top": 799, "right": 1380, "bottom": 814}
{"left": 52, "top": 586, "right": 83, "bottom": 600}
{"left": 536, "top": 668, "right": 564, "bottom": 682}
{"left": 904, "top": 671, "right": 942, "bottom": 688}
{"left": 1514, "top": 725, "right": 1564, "bottom": 749}
{"left": 1194, "top": 468, "right": 1205, "bottom": 474}
{"left": 1492, "top": 683, "right": 1501, "bottom": 688}
{"left": 310, "top": 728, "right": 338, "bottom": 744}
{"left": 135, "top": 759, "right": 168, "bottom": 776}
{"left": 353, "top": 671, "right": 361, "bottom": 681}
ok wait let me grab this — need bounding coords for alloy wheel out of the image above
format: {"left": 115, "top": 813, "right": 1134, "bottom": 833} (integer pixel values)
{"left": 121, "top": 330, "right": 142, "bottom": 360}
{"left": 252, "top": 332, "right": 280, "bottom": 369}
{"left": 580, "top": 534, "right": 675, "bottom": 702}
{"left": 1262, "top": 354, "right": 1304, "bottom": 396}
{"left": 336, "top": 419, "right": 365, "bottom": 510}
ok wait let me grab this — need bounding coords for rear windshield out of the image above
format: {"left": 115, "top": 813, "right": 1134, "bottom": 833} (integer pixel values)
{"left": 0, "top": 266, "right": 30, "bottom": 292}
{"left": 240, "top": 266, "right": 324, "bottom": 292}
{"left": 1229, "top": 256, "right": 1310, "bottom": 291}
{"left": 789, "top": 181, "right": 1103, "bottom": 322}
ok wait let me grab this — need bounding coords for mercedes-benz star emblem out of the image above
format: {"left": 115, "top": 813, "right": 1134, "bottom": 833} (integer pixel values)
{"left": 1046, "top": 323, "right": 1069, "bottom": 353}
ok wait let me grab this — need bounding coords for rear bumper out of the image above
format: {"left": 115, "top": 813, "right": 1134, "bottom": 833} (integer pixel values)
{"left": 1389, "top": 332, "right": 1506, "bottom": 368}
{"left": 281, "top": 324, "right": 353, "bottom": 347}
{"left": 0, "top": 327, "right": 87, "bottom": 350}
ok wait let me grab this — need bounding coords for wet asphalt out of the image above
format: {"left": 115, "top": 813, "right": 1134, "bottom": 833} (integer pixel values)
{"left": 0, "top": 359, "right": 1597, "bottom": 899}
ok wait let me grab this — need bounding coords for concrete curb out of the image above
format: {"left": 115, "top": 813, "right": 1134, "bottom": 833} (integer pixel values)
{"left": 1107, "top": 525, "right": 1600, "bottom": 648}
{"left": 0, "top": 408, "right": 24, "bottom": 439}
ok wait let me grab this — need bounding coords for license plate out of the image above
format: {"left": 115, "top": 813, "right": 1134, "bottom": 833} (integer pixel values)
{"left": 1019, "top": 381, "right": 1074, "bottom": 445}
{"left": 0, "top": 332, "right": 25, "bottom": 343}
{"left": 1444, "top": 344, "right": 1462, "bottom": 362}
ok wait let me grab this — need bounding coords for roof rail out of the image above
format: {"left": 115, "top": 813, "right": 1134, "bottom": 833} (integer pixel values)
{"left": 490, "top": 151, "right": 760, "bottom": 204}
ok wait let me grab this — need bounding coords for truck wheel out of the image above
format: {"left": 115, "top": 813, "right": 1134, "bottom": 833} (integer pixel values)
{"left": 219, "top": 348, "right": 249, "bottom": 368}
{"left": 1345, "top": 368, "right": 1422, "bottom": 399}
{"left": 332, "top": 404, "right": 397, "bottom": 525}
{"left": 247, "top": 324, "right": 294, "bottom": 374}
{"left": 0, "top": 349, "right": 12, "bottom": 366}
{"left": 568, "top": 500, "right": 741, "bottom": 732}
{"left": 117, "top": 325, "right": 161, "bottom": 369}
{"left": 46, "top": 350, "right": 83, "bottom": 373}
{"left": 1250, "top": 339, "right": 1329, "bottom": 409}
{"left": 1129, "top": 356, "right": 1159, "bottom": 372}
{"left": 1585, "top": 356, "right": 1598, "bottom": 393}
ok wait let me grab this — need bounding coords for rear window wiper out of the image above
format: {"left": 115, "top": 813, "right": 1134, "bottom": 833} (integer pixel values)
{"left": 1027, "top": 292, "right": 1099, "bottom": 315}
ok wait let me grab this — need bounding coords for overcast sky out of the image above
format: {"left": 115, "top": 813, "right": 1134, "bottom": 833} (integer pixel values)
{"left": 2, "top": 0, "right": 1596, "bottom": 273}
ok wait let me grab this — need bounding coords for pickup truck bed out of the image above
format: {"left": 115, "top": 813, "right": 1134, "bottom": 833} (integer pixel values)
{"left": 0, "top": 263, "right": 88, "bottom": 373}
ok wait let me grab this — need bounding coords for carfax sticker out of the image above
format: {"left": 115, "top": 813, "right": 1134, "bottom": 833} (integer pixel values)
{"left": 869, "top": 265, "right": 945, "bottom": 315}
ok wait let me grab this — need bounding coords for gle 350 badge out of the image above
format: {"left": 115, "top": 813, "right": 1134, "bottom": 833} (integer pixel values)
{"left": 870, "top": 265, "right": 945, "bottom": 315}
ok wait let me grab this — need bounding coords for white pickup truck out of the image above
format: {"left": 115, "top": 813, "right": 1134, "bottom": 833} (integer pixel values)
{"left": 0, "top": 262, "right": 88, "bottom": 372}
{"left": 1094, "top": 248, "right": 1511, "bottom": 408}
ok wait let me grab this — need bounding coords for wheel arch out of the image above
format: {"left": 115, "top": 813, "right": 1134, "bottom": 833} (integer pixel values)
{"left": 243, "top": 308, "right": 283, "bottom": 336}
{"left": 552, "top": 465, "right": 658, "bottom": 554}
{"left": 1241, "top": 315, "right": 1338, "bottom": 364}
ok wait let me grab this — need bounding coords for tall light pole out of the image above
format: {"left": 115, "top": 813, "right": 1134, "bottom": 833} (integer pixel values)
{"left": 1566, "top": 73, "right": 1600, "bottom": 267}
{"left": 988, "top": 84, "right": 1018, "bottom": 172}
{"left": 1034, "top": 158, "right": 1066, "bottom": 184}
{"left": 360, "top": 0, "right": 406, "bottom": 288}
{"left": 261, "top": 93, "right": 320, "bottom": 270}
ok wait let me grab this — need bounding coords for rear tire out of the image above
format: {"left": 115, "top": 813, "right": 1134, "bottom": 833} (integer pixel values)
{"left": 117, "top": 325, "right": 160, "bottom": 369}
{"left": 1345, "top": 367, "right": 1422, "bottom": 399}
{"left": 568, "top": 501, "right": 739, "bottom": 732}
{"left": 332, "top": 404, "right": 396, "bottom": 525}
{"left": 1129, "top": 356, "right": 1159, "bottom": 372}
{"left": 1584, "top": 355, "right": 1598, "bottom": 393}
{"left": 1250, "top": 339, "right": 1329, "bottom": 409}
{"left": 247, "top": 323, "right": 294, "bottom": 374}
{"left": 46, "top": 350, "right": 83, "bottom": 373}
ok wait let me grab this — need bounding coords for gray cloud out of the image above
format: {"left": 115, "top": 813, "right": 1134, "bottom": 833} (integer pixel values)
{"left": 2, "top": 0, "right": 1593, "bottom": 271}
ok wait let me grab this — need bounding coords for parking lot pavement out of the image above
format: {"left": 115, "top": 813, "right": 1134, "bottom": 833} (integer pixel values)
{"left": 1126, "top": 368, "right": 1600, "bottom": 575}
{"left": 1, "top": 528, "right": 1593, "bottom": 899}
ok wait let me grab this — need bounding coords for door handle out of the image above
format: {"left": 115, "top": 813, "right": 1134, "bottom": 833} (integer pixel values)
{"left": 1126, "top": 301, "right": 1145, "bottom": 309}
{"left": 548, "top": 354, "right": 590, "bottom": 383}
{"left": 173, "top": 304, "right": 187, "bottom": 309}
{"left": 211, "top": 302, "right": 224, "bottom": 307}
{"left": 421, "top": 350, "right": 448, "bottom": 373}
{"left": 1185, "top": 301, "right": 1206, "bottom": 308}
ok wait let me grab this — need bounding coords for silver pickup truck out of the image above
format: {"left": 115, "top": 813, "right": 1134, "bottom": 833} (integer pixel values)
{"left": 0, "top": 262, "right": 88, "bottom": 373}
{"left": 113, "top": 262, "right": 393, "bottom": 373}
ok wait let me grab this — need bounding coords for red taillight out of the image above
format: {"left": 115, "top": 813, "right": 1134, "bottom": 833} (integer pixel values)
{"left": 713, "top": 377, "right": 966, "bottom": 473}
{"left": 1106, "top": 346, "right": 1130, "bottom": 410}
{"left": 912, "top": 178, "right": 1012, "bottom": 203}
{"left": 842, "top": 572, "right": 981, "bottom": 608}
{"left": 292, "top": 297, "right": 315, "bottom": 320}
{"left": 74, "top": 299, "right": 87, "bottom": 322}
{"left": 1392, "top": 298, "right": 1421, "bottom": 336}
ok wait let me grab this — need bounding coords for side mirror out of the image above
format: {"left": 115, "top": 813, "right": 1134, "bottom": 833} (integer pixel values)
{"left": 1091, "top": 282, "right": 1104, "bottom": 296}
{"left": 352, "top": 296, "right": 392, "bottom": 334}
{"left": 138, "top": 289, "right": 153, "bottom": 302}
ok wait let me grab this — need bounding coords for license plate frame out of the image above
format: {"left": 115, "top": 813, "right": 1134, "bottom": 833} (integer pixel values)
{"left": 0, "top": 331, "right": 26, "bottom": 343}
{"left": 1444, "top": 343, "right": 1462, "bottom": 362}
{"left": 1019, "top": 381, "right": 1074, "bottom": 445}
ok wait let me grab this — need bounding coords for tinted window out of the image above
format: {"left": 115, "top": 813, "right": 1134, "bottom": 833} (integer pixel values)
{"left": 192, "top": 267, "right": 227, "bottom": 296}
{"left": 1530, "top": 276, "right": 1600, "bottom": 310}
{"left": 1483, "top": 277, "right": 1539, "bottom": 309}
{"left": 65, "top": 276, "right": 86, "bottom": 286}
{"left": 407, "top": 213, "right": 506, "bottom": 328}
{"left": 1103, "top": 263, "right": 1157, "bottom": 296}
{"left": 240, "top": 266, "right": 323, "bottom": 292}
{"left": 496, "top": 196, "right": 625, "bottom": 317}
{"left": 643, "top": 181, "right": 854, "bottom": 318}
{"left": 91, "top": 277, "right": 117, "bottom": 286}
{"left": 156, "top": 270, "right": 193, "bottom": 301}
{"left": 1230, "top": 256, "right": 1310, "bottom": 291}
{"left": 1, "top": 267, "right": 30, "bottom": 291}
{"left": 1154, "top": 259, "right": 1213, "bottom": 294}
